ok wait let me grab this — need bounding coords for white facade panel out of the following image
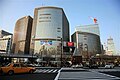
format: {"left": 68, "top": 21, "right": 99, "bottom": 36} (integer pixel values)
{"left": 75, "top": 24, "right": 100, "bottom": 36}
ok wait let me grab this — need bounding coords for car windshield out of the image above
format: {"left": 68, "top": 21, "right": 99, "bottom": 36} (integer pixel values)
{"left": 5, "top": 63, "right": 11, "bottom": 67}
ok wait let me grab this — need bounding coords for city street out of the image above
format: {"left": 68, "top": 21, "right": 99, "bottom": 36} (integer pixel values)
{"left": 1, "top": 67, "right": 120, "bottom": 80}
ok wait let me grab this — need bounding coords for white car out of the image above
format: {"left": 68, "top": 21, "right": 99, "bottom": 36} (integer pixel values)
{"left": 118, "top": 64, "right": 120, "bottom": 67}
{"left": 72, "top": 64, "right": 83, "bottom": 68}
{"left": 105, "top": 64, "right": 114, "bottom": 69}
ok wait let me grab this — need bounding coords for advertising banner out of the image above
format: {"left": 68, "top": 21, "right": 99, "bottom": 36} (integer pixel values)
{"left": 0, "top": 40, "right": 8, "bottom": 51}
{"left": 40, "top": 40, "right": 52, "bottom": 45}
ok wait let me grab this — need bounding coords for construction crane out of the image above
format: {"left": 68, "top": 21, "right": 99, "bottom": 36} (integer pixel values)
{"left": 89, "top": 17, "right": 98, "bottom": 24}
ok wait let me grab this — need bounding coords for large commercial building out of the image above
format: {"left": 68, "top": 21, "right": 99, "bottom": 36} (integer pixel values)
{"left": 71, "top": 24, "right": 101, "bottom": 58}
{"left": 30, "top": 6, "right": 69, "bottom": 65}
{"left": 12, "top": 16, "right": 33, "bottom": 54}
{"left": 0, "top": 30, "right": 12, "bottom": 53}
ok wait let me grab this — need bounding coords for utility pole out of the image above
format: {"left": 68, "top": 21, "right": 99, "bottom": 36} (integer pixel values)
{"left": 61, "top": 38, "right": 63, "bottom": 67}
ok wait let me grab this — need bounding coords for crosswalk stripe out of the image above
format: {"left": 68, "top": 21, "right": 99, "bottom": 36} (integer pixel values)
{"left": 53, "top": 69, "right": 58, "bottom": 73}
{"left": 48, "top": 69, "right": 54, "bottom": 73}
{"left": 35, "top": 69, "right": 59, "bottom": 73}
{"left": 43, "top": 69, "right": 50, "bottom": 73}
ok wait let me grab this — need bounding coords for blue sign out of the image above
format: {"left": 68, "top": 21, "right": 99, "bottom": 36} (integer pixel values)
{"left": 40, "top": 41, "right": 52, "bottom": 45}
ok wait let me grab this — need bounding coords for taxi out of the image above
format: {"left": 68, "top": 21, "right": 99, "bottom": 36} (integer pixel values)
{"left": 0, "top": 63, "right": 36, "bottom": 75}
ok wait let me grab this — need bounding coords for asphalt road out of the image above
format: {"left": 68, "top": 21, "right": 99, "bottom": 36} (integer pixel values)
{"left": 0, "top": 73, "right": 57, "bottom": 80}
{"left": 100, "top": 71, "right": 120, "bottom": 78}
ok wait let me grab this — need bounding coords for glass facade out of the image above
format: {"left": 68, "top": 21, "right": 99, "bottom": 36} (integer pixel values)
{"left": 72, "top": 24, "right": 101, "bottom": 58}
{"left": 77, "top": 32, "right": 101, "bottom": 57}
{"left": 31, "top": 7, "right": 69, "bottom": 65}
{"left": 34, "top": 8, "right": 63, "bottom": 54}
{"left": 75, "top": 24, "right": 100, "bottom": 36}
{"left": 12, "top": 16, "right": 33, "bottom": 54}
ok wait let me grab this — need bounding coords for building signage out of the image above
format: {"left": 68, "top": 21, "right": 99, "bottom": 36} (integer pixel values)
{"left": 67, "top": 42, "right": 74, "bottom": 47}
{"left": 40, "top": 40, "right": 52, "bottom": 45}
{"left": 0, "top": 40, "right": 8, "bottom": 51}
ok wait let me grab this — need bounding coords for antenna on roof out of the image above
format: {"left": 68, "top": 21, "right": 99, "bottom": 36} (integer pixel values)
{"left": 42, "top": 3, "right": 44, "bottom": 6}
{"left": 41, "top": 0, "right": 46, "bottom": 6}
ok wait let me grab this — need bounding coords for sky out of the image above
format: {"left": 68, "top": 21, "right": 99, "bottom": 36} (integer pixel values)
{"left": 0, "top": 0, "right": 120, "bottom": 54}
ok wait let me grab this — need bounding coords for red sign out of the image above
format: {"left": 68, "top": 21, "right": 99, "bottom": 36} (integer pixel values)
{"left": 67, "top": 42, "right": 74, "bottom": 47}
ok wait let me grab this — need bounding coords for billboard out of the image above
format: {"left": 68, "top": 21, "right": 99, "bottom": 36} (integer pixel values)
{"left": 40, "top": 40, "right": 52, "bottom": 45}
{"left": 67, "top": 42, "right": 74, "bottom": 47}
{"left": 0, "top": 39, "right": 8, "bottom": 51}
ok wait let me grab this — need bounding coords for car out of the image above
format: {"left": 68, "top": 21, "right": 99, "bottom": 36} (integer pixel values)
{"left": 89, "top": 64, "right": 98, "bottom": 69}
{"left": 105, "top": 64, "right": 114, "bottom": 69}
{"left": 0, "top": 68, "right": 3, "bottom": 75}
{"left": 71, "top": 64, "right": 83, "bottom": 68}
{"left": 0, "top": 63, "right": 36, "bottom": 75}
{"left": 27, "top": 63, "right": 42, "bottom": 67}
{"left": 118, "top": 64, "right": 120, "bottom": 67}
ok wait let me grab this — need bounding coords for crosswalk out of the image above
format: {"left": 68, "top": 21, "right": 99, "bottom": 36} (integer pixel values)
{"left": 34, "top": 68, "right": 120, "bottom": 73}
{"left": 88, "top": 68, "right": 120, "bottom": 72}
{"left": 34, "top": 69, "right": 59, "bottom": 73}
{"left": 54, "top": 68, "right": 120, "bottom": 80}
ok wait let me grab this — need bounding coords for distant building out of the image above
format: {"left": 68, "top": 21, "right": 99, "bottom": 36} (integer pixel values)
{"left": 106, "top": 36, "right": 116, "bottom": 55}
{"left": 0, "top": 30, "right": 12, "bottom": 53}
{"left": 0, "top": 29, "right": 12, "bottom": 38}
{"left": 30, "top": 6, "right": 69, "bottom": 65}
{"left": 71, "top": 24, "right": 101, "bottom": 58}
{"left": 12, "top": 16, "right": 33, "bottom": 54}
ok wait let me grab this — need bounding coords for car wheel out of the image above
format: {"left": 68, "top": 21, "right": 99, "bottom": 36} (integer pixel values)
{"left": 29, "top": 70, "right": 34, "bottom": 73}
{"left": 0, "top": 69, "right": 4, "bottom": 75}
{"left": 8, "top": 70, "right": 14, "bottom": 75}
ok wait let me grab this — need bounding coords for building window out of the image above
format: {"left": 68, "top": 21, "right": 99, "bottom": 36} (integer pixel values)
{"left": 39, "top": 14, "right": 51, "bottom": 16}
{"left": 84, "top": 38, "right": 87, "bottom": 40}
{"left": 39, "top": 17, "right": 51, "bottom": 19}
{"left": 57, "top": 30, "right": 61, "bottom": 32}
{"left": 39, "top": 20, "right": 51, "bottom": 22}
{"left": 57, "top": 36, "right": 61, "bottom": 38}
{"left": 57, "top": 28, "right": 61, "bottom": 29}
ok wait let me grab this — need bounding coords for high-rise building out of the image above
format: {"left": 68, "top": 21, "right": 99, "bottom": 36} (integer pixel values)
{"left": 30, "top": 6, "right": 69, "bottom": 65}
{"left": 71, "top": 24, "right": 101, "bottom": 58}
{"left": 106, "top": 36, "right": 116, "bottom": 55}
{"left": 0, "top": 29, "right": 12, "bottom": 53}
{"left": 12, "top": 16, "right": 33, "bottom": 54}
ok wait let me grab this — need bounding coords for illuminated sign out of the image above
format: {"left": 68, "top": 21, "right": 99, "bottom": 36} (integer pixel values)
{"left": 67, "top": 42, "right": 74, "bottom": 47}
